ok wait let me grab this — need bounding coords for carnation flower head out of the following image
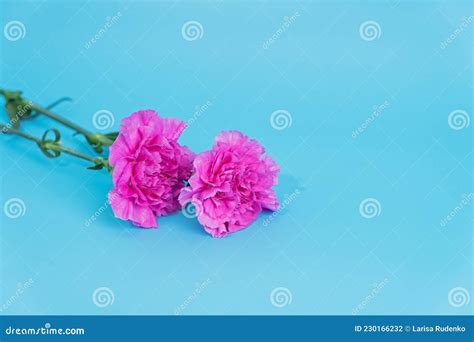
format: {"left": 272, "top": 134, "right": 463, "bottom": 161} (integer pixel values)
{"left": 179, "top": 130, "right": 279, "bottom": 237}
{"left": 108, "top": 110, "right": 194, "bottom": 228}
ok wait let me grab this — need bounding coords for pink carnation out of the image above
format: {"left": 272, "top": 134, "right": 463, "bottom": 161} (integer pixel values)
{"left": 179, "top": 131, "right": 279, "bottom": 237}
{"left": 108, "top": 110, "right": 194, "bottom": 228}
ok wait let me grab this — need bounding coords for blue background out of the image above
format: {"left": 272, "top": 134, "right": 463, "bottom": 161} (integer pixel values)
{"left": 0, "top": 0, "right": 472, "bottom": 315}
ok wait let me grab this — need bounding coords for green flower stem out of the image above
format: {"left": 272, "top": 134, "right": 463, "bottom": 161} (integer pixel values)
{"left": 31, "top": 103, "right": 92, "bottom": 137}
{"left": 31, "top": 103, "right": 114, "bottom": 146}
{"left": 0, "top": 124, "right": 38, "bottom": 143}
{"left": 0, "top": 87, "right": 115, "bottom": 151}
{"left": 42, "top": 141, "right": 98, "bottom": 163}
{"left": 0, "top": 124, "right": 109, "bottom": 168}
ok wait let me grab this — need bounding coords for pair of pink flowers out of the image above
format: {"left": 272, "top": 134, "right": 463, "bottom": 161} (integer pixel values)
{"left": 107, "top": 110, "right": 280, "bottom": 237}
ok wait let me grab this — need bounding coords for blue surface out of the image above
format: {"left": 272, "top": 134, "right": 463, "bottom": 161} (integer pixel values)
{"left": 0, "top": 0, "right": 472, "bottom": 315}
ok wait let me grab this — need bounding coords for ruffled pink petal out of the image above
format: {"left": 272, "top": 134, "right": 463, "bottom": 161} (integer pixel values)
{"left": 111, "top": 159, "right": 133, "bottom": 190}
{"left": 179, "top": 130, "right": 279, "bottom": 237}
{"left": 214, "top": 130, "right": 246, "bottom": 146}
{"left": 215, "top": 130, "right": 264, "bottom": 158}
{"left": 157, "top": 117, "right": 187, "bottom": 141}
{"left": 178, "top": 187, "right": 193, "bottom": 207}
{"left": 257, "top": 189, "right": 280, "bottom": 211}
{"left": 261, "top": 154, "right": 280, "bottom": 185}
{"left": 108, "top": 110, "right": 194, "bottom": 228}
{"left": 109, "top": 135, "right": 130, "bottom": 166}
{"left": 108, "top": 189, "right": 157, "bottom": 228}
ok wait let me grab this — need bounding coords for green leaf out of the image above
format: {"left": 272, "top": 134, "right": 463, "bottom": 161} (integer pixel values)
{"left": 87, "top": 164, "right": 104, "bottom": 170}
{"left": 1, "top": 89, "right": 34, "bottom": 128}
{"left": 45, "top": 97, "right": 72, "bottom": 110}
{"left": 5, "top": 102, "right": 20, "bottom": 129}
{"left": 93, "top": 144, "right": 104, "bottom": 154}
{"left": 87, "top": 157, "right": 111, "bottom": 172}
{"left": 104, "top": 131, "right": 119, "bottom": 141}
{"left": 37, "top": 129, "right": 62, "bottom": 158}
{"left": 41, "top": 128, "right": 61, "bottom": 143}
